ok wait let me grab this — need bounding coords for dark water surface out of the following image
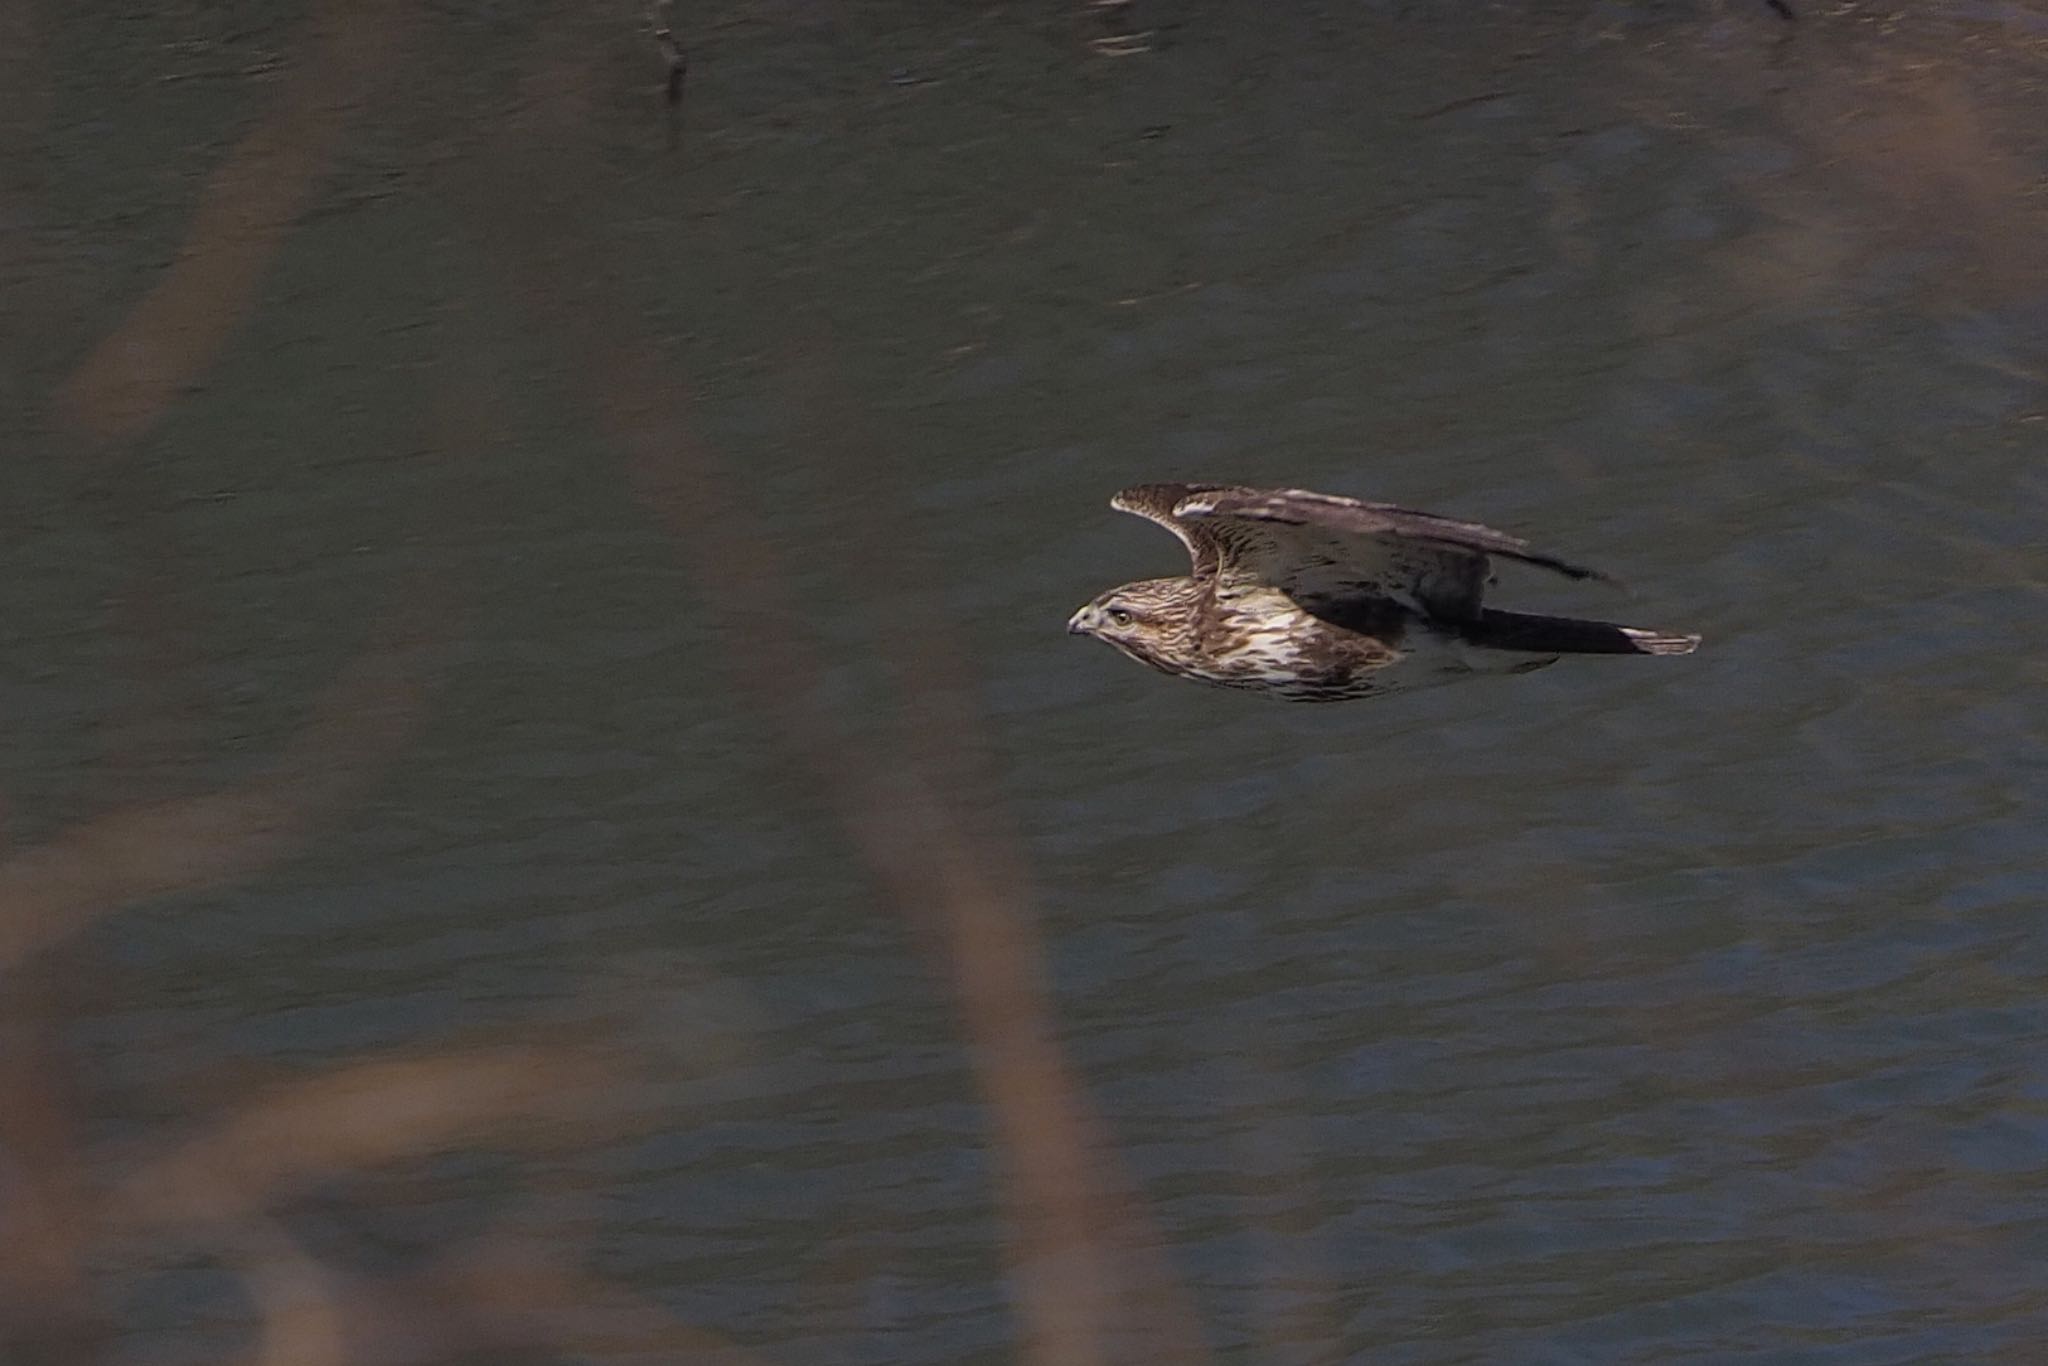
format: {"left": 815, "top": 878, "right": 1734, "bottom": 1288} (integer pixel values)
{"left": 6, "top": 2, "right": 2048, "bottom": 1362}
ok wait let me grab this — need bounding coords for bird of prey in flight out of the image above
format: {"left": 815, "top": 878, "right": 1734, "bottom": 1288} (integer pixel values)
{"left": 1068, "top": 483, "right": 1699, "bottom": 702}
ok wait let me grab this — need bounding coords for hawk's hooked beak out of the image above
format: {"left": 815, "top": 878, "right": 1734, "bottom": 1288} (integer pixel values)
{"left": 1066, "top": 606, "right": 1094, "bottom": 636}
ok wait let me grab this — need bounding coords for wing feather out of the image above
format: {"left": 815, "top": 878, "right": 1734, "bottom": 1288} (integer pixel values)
{"left": 1109, "top": 481, "right": 1616, "bottom": 621}
{"left": 1143, "top": 484, "right": 1620, "bottom": 621}
{"left": 1109, "top": 482, "right": 1231, "bottom": 578}
{"left": 1176, "top": 487, "right": 1610, "bottom": 584}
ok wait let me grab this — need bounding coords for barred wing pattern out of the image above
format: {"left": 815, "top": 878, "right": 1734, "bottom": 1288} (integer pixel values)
{"left": 1111, "top": 482, "right": 1607, "bottom": 619}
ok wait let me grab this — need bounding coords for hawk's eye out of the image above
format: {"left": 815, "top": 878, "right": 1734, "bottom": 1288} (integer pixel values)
{"left": 1107, "top": 607, "right": 1135, "bottom": 627}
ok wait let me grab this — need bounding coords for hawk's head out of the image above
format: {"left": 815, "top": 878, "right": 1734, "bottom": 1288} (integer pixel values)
{"left": 1067, "top": 577, "right": 1200, "bottom": 671}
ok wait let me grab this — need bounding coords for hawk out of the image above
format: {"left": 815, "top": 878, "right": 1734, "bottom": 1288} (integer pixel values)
{"left": 1068, "top": 482, "right": 1699, "bottom": 702}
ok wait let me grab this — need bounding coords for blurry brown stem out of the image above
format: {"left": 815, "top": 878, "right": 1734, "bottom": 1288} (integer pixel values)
{"left": 0, "top": 587, "right": 442, "bottom": 971}
{"left": 0, "top": 978, "right": 100, "bottom": 1361}
{"left": 49, "top": 0, "right": 414, "bottom": 457}
{"left": 595, "top": 247, "right": 1212, "bottom": 1366}
{"left": 229, "top": 1220, "right": 350, "bottom": 1366}
{"left": 428, "top": 1231, "right": 776, "bottom": 1364}
{"left": 107, "top": 1046, "right": 622, "bottom": 1231}
{"left": 452, "top": 35, "right": 1215, "bottom": 1361}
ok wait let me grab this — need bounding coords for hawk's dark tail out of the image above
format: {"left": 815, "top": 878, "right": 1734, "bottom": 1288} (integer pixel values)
{"left": 1457, "top": 608, "right": 1700, "bottom": 656}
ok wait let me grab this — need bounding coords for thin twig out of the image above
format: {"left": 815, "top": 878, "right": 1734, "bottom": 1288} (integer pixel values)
{"left": 650, "top": 0, "right": 686, "bottom": 146}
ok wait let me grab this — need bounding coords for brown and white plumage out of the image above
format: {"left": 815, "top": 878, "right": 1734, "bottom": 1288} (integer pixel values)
{"left": 1067, "top": 482, "right": 1699, "bottom": 702}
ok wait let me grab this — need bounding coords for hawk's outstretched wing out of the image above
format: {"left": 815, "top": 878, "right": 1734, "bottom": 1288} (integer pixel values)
{"left": 1108, "top": 483, "right": 1232, "bottom": 578}
{"left": 1111, "top": 482, "right": 1611, "bottom": 620}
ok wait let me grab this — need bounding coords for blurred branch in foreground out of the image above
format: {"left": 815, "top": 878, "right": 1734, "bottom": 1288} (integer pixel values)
{"left": 78, "top": 1041, "right": 724, "bottom": 1366}
{"left": 0, "top": 587, "right": 444, "bottom": 972}
{"left": 49, "top": 0, "right": 415, "bottom": 458}
{"left": 424, "top": 1231, "right": 775, "bottom": 1365}
{"left": 104, "top": 1048, "right": 621, "bottom": 1232}
{"left": 0, "top": 976, "right": 97, "bottom": 1363}
{"left": 0, "top": 582, "right": 444, "bottom": 1362}
{"left": 443, "top": 25, "right": 1217, "bottom": 1364}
